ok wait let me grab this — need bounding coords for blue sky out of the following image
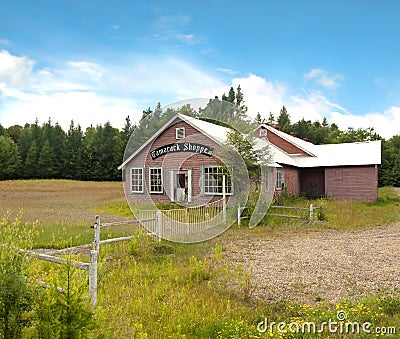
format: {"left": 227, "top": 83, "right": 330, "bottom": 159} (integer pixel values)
{"left": 0, "top": 0, "right": 399, "bottom": 138}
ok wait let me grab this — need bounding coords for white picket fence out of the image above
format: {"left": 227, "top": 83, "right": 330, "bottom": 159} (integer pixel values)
{"left": 137, "top": 197, "right": 226, "bottom": 241}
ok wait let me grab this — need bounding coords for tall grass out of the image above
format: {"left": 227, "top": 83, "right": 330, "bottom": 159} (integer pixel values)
{"left": 254, "top": 187, "right": 400, "bottom": 230}
{"left": 1, "top": 180, "right": 400, "bottom": 337}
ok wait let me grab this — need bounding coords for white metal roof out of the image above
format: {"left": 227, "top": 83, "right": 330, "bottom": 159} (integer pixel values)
{"left": 179, "top": 114, "right": 231, "bottom": 144}
{"left": 257, "top": 125, "right": 381, "bottom": 167}
{"left": 298, "top": 141, "right": 381, "bottom": 167}
{"left": 261, "top": 138, "right": 381, "bottom": 167}
{"left": 119, "top": 114, "right": 381, "bottom": 169}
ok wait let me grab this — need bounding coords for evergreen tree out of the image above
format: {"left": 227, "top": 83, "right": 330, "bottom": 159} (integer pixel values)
{"left": 80, "top": 126, "right": 96, "bottom": 180}
{"left": 234, "top": 85, "right": 249, "bottom": 129}
{"left": 0, "top": 124, "right": 6, "bottom": 137}
{"left": 17, "top": 126, "right": 33, "bottom": 174}
{"left": 276, "top": 105, "right": 291, "bottom": 132}
{"left": 222, "top": 87, "right": 236, "bottom": 103}
{"left": 25, "top": 140, "right": 39, "bottom": 178}
{"left": 37, "top": 140, "right": 56, "bottom": 178}
{"left": 65, "top": 121, "right": 84, "bottom": 180}
{"left": 6, "top": 125, "right": 23, "bottom": 144}
{"left": 92, "top": 122, "right": 120, "bottom": 180}
{"left": 267, "top": 112, "right": 275, "bottom": 126}
{"left": 0, "top": 136, "right": 21, "bottom": 179}
{"left": 379, "top": 135, "right": 400, "bottom": 186}
{"left": 254, "top": 112, "right": 265, "bottom": 125}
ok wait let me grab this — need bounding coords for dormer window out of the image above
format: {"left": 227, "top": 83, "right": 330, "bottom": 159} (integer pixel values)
{"left": 259, "top": 129, "right": 267, "bottom": 137}
{"left": 176, "top": 127, "right": 185, "bottom": 140}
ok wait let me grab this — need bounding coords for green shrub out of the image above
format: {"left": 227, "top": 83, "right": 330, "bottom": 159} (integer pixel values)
{"left": 34, "top": 259, "right": 97, "bottom": 339}
{"left": 0, "top": 213, "right": 37, "bottom": 339}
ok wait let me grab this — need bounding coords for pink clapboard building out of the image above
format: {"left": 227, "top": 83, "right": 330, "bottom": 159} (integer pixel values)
{"left": 119, "top": 113, "right": 381, "bottom": 204}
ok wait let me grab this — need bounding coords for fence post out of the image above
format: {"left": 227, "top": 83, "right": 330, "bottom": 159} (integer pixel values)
{"left": 222, "top": 175, "right": 226, "bottom": 224}
{"left": 237, "top": 204, "right": 241, "bottom": 227}
{"left": 156, "top": 210, "right": 162, "bottom": 242}
{"left": 93, "top": 215, "right": 101, "bottom": 254}
{"left": 89, "top": 250, "right": 98, "bottom": 307}
{"left": 309, "top": 204, "right": 314, "bottom": 222}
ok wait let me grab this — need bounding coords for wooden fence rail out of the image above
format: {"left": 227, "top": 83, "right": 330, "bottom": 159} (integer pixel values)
{"left": 237, "top": 203, "right": 321, "bottom": 225}
{"left": 269, "top": 204, "right": 320, "bottom": 221}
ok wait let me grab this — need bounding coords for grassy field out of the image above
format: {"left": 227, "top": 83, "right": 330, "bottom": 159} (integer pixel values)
{"left": 1, "top": 180, "right": 400, "bottom": 338}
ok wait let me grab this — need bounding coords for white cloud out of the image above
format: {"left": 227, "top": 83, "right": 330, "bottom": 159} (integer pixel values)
{"left": 224, "top": 73, "right": 399, "bottom": 139}
{"left": 216, "top": 68, "right": 239, "bottom": 75}
{"left": 0, "top": 50, "right": 226, "bottom": 129}
{"left": 230, "top": 73, "right": 287, "bottom": 117}
{"left": 0, "top": 50, "right": 398, "bottom": 139}
{"left": 330, "top": 106, "right": 400, "bottom": 139}
{"left": 0, "top": 50, "right": 35, "bottom": 86}
{"left": 304, "top": 68, "right": 344, "bottom": 90}
{"left": 0, "top": 90, "right": 140, "bottom": 130}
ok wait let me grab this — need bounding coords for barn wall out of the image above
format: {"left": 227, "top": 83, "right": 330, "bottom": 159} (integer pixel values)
{"left": 283, "top": 165, "right": 300, "bottom": 195}
{"left": 254, "top": 126, "right": 308, "bottom": 155}
{"left": 123, "top": 118, "right": 223, "bottom": 205}
{"left": 325, "top": 165, "right": 378, "bottom": 202}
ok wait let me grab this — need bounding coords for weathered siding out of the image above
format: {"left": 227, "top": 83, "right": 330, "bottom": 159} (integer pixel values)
{"left": 123, "top": 118, "right": 223, "bottom": 205}
{"left": 325, "top": 165, "right": 378, "bottom": 202}
{"left": 283, "top": 165, "right": 300, "bottom": 195}
{"left": 254, "top": 126, "right": 308, "bottom": 155}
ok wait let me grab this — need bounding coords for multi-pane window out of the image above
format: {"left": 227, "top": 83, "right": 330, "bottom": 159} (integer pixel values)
{"left": 276, "top": 170, "right": 285, "bottom": 189}
{"left": 203, "top": 165, "right": 232, "bottom": 195}
{"left": 131, "top": 167, "right": 144, "bottom": 193}
{"left": 176, "top": 127, "right": 185, "bottom": 140}
{"left": 149, "top": 167, "right": 163, "bottom": 193}
{"left": 259, "top": 129, "right": 267, "bottom": 137}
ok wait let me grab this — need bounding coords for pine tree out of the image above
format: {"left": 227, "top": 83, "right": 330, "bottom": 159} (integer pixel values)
{"left": 25, "top": 140, "right": 39, "bottom": 178}
{"left": 277, "top": 105, "right": 291, "bottom": 132}
{"left": 0, "top": 136, "right": 20, "bottom": 179}
{"left": 37, "top": 140, "right": 56, "bottom": 178}
{"left": 255, "top": 113, "right": 263, "bottom": 125}
{"left": 65, "top": 121, "right": 84, "bottom": 179}
{"left": 267, "top": 112, "right": 275, "bottom": 126}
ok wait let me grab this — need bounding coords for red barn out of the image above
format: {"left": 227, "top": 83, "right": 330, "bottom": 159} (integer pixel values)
{"left": 255, "top": 124, "right": 381, "bottom": 202}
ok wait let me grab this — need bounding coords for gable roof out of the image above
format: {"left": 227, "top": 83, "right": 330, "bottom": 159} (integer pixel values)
{"left": 258, "top": 124, "right": 381, "bottom": 167}
{"left": 119, "top": 114, "right": 381, "bottom": 170}
{"left": 259, "top": 124, "right": 316, "bottom": 156}
{"left": 118, "top": 113, "right": 230, "bottom": 170}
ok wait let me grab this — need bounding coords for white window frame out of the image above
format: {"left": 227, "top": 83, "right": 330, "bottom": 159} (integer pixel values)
{"left": 276, "top": 170, "right": 285, "bottom": 190}
{"left": 149, "top": 167, "right": 164, "bottom": 194}
{"left": 175, "top": 127, "right": 185, "bottom": 140}
{"left": 201, "top": 165, "right": 233, "bottom": 196}
{"left": 259, "top": 129, "right": 267, "bottom": 137}
{"left": 130, "top": 167, "right": 144, "bottom": 193}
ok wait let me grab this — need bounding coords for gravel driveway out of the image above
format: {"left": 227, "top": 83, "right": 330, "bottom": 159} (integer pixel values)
{"left": 224, "top": 222, "right": 400, "bottom": 304}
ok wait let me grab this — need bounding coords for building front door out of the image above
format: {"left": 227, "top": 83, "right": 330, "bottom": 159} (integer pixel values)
{"left": 170, "top": 169, "right": 192, "bottom": 203}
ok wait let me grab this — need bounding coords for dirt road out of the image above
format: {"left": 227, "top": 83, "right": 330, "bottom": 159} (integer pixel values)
{"left": 224, "top": 222, "right": 400, "bottom": 304}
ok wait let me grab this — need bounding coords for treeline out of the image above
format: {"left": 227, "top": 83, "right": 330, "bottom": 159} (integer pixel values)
{"left": 0, "top": 118, "right": 134, "bottom": 181}
{"left": 0, "top": 88, "right": 399, "bottom": 186}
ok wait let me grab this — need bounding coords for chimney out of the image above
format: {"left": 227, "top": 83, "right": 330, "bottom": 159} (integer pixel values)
{"left": 290, "top": 132, "right": 297, "bottom": 137}
{"left": 303, "top": 137, "right": 309, "bottom": 142}
{"left": 273, "top": 125, "right": 280, "bottom": 130}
